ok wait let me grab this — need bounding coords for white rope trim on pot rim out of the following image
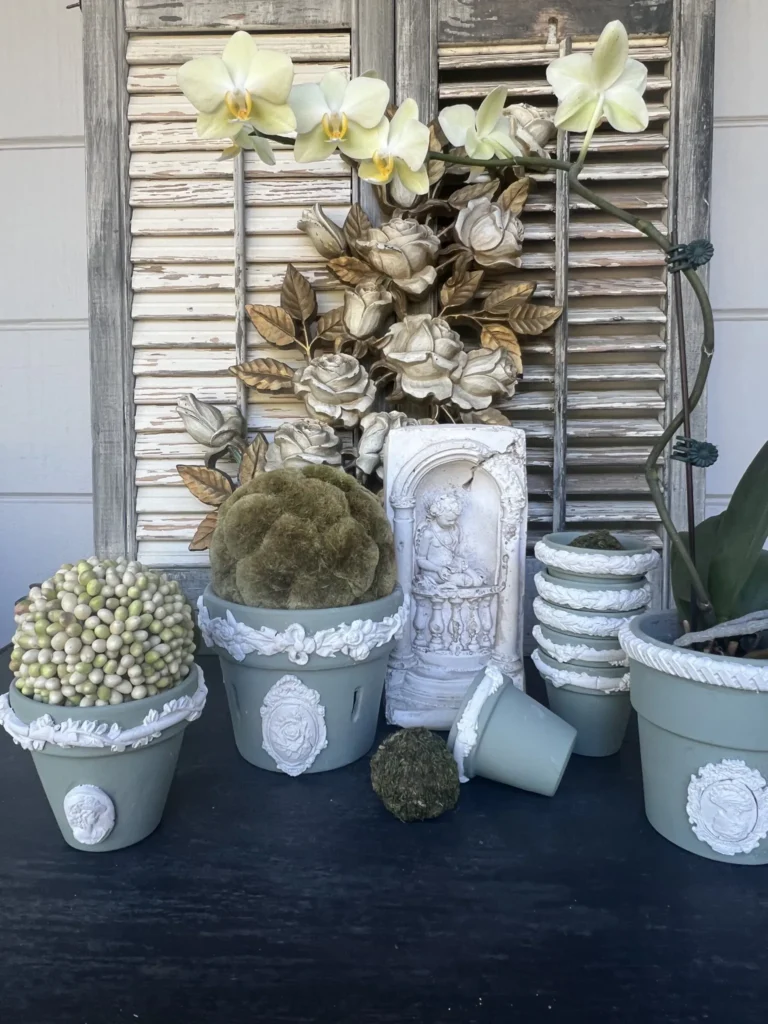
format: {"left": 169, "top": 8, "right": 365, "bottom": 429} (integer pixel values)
{"left": 618, "top": 620, "right": 768, "bottom": 692}
{"left": 532, "top": 649, "right": 630, "bottom": 693}
{"left": 198, "top": 595, "right": 408, "bottom": 665}
{"left": 0, "top": 668, "right": 207, "bottom": 753}
{"left": 534, "top": 539, "right": 661, "bottom": 578}
{"left": 534, "top": 571, "right": 651, "bottom": 613}
{"left": 532, "top": 626, "right": 628, "bottom": 667}
{"left": 451, "top": 664, "right": 506, "bottom": 784}
{"left": 533, "top": 597, "right": 635, "bottom": 639}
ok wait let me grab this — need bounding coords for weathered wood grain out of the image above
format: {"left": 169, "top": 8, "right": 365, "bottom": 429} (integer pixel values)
{"left": 130, "top": 205, "right": 349, "bottom": 236}
{"left": 353, "top": 0, "right": 395, "bottom": 223}
{"left": 129, "top": 150, "right": 349, "bottom": 178}
{"left": 129, "top": 178, "right": 351, "bottom": 207}
{"left": 438, "top": 73, "right": 671, "bottom": 100}
{"left": 124, "top": 0, "right": 352, "bottom": 32}
{"left": 83, "top": 0, "right": 136, "bottom": 558}
{"left": 552, "top": 37, "right": 571, "bottom": 532}
{"left": 128, "top": 61, "right": 348, "bottom": 92}
{"left": 438, "top": 0, "right": 673, "bottom": 42}
{"left": 395, "top": 0, "right": 438, "bottom": 119}
{"left": 126, "top": 33, "right": 350, "bottom": 64}
{"left": 438, "top": 42, "right": 671, "bottom": 69}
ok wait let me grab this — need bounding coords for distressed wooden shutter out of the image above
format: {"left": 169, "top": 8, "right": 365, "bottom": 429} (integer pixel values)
{"left": 396, "top": 0, "right": 715, "bottom": 607}
{"left": 85, "top": 0, "right": 714, "bottom": 604}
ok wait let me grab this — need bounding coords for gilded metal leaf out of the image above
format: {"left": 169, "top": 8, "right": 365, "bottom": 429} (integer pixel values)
{"left": 343, "top": 203, "right": 372, "bottom": 248}
{"left": 505, "top": 303, "right": 563, "bottom": 336}
{"left": 315, "top": 306, "right": 346, "bottom": 341}
{"left": 176, "top": 465, "right": 234, "bottom": 507}
{"left": 462, "top": 408, "right": 512, "bottom": 426}
{"left": 483, "top": 281, "right": 536, "bottom": 312}
{"left": 189, "top": 511, "right": 219, "bottom": 551}
{"left": 440, "top": 270, "right": 484, "bottom": 311}
{"left": 281, "top": 264, "right": 317, "bottom": 323}
{"left": 229, "top": 358, "right": 295, "bottom": 392}
{"left": 480, "top": 324, "right": 523, "bottom": 376}
{"left": 239, "top": 433, "right": 268, "bottom": 484}
{"left": 448, "top": 180, "right": 499, "bottom": 209}
{"left": 246, "top": 304, "right": 296, "bottom": 347}
{"left": 328, "top": 255, "right": 380, "bottom": 286}
{"left": 498, "top": 177, "right": 530, "bottom": 215}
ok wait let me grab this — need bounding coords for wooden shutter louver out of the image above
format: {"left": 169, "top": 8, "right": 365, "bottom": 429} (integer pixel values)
{"left": 438, "top": 35, "right": 671, "bottom": 551}
{"left": 126, "top": 32, "right": 352, "bottom": 567}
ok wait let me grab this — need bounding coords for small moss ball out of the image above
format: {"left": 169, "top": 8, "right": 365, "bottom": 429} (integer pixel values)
{"left": 371, "top": 728, "right": 460, "bottom": 822}
{"left": 569, "top": 529, "right": 624, "bottom": 551}
{"left": 209, "top": 464, "right": 397, "bottom": 610}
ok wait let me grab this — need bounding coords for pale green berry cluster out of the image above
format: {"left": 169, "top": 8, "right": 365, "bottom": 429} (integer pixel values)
{"left": 10, "top": 557, "right": 196, "bottom": 708}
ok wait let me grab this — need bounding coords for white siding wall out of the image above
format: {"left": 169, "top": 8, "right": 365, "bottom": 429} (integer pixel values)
{"left": 708, "top": 0, "right": 768, "bottom": 515}
{"left": 0, "top": 0, "right": 92, "bottom": 640}
{"left": 0, "top": 2, "right": 761, "bottom": 640}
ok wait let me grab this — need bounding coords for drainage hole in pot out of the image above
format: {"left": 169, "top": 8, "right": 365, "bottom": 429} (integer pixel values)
{"left": 351, "top": 688, "right": 362, "bottom": 722}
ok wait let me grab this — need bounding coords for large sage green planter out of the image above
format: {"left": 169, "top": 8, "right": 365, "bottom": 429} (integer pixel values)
{"left": 447, "top": 665, "right": 576, "bottom": 796}
{"left": 199, "top": 585, "right": 405, "bottom": 775}
{"left": 621, "top": 611, "right": 768, "bottom": 864}
{"left": 0, "top": 664, "right": 206, "bottom": 852}
{"left": 532, "top": 532, "right": 660, "bottom": 758}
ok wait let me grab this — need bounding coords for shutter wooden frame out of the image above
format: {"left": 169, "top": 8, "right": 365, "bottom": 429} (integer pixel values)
{"left": 85, "top": 0, "right": 715, "bottom": 604}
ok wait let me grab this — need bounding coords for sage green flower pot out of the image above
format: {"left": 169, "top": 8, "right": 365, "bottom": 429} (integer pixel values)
{"left": 534, "top": 532, "right": 660, "bottom": 584}
{"left": 0, "top": 665, "right": 206, "bottom": 852}
{"left": 447, "top": 665, "right": 576, "bottom": 796}
{"left": 621, "top": 611, "right": 768, "bottom": 864}
{"left": 199, "top": 585, "right": 405, "bottom": 775}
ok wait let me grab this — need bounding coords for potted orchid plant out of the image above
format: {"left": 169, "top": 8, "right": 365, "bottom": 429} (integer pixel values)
{"left": 171, "top": 21, "right": 768, "bottom": 861}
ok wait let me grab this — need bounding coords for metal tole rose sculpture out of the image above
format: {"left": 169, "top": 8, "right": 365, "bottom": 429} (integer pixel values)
{"left": 174, "top": 20, "right": 722, "bottom": 639}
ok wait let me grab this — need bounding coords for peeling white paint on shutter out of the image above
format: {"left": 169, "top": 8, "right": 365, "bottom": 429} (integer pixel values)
{"left": 128, "top": 31, "right": 352, "bottom": 566}
{"left": 438, "top": 35, "right": 671, "bottom": 550}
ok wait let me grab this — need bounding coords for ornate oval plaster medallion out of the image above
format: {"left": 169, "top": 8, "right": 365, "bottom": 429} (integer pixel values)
{"left": 63, "top": 784, "right": 115, "bottom": 846}
{"left": 260, "top": 675, "right": 328, "bottom": 776}
{"left": 686, "top": 759, "right": 768, "bottom": 856}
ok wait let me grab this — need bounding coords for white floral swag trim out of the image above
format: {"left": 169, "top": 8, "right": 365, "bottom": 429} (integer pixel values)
{"left": 532, "top": 649, "right": 630, "bottom": 693}
{"left": 532, "top": 625, "right": 628, "bottom": 667}
{"left": 452, "top": 663, "right": 506, "bottom": 783}
{"left": 534, "top": 539, "right": 661, "bottom": 578}
{"left": 198, "top": 595, "right": 408, "bottom": 664}
{"left": 0, "top": 666, "right": 207, "bottom": 753}
{"left": 534, "top": 571, "right": 650, "bottom": 613}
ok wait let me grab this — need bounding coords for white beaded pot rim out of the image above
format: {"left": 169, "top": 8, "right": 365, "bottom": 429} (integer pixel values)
{"left": 532, "top": 625, "right": 628, "bottom": 667}
{"left": 0, "top": 664, "right": 207, "bottom": 752}
{"left": 619, "top": 616, "right": 768, "bottom": 693}
{"left": 535, "top": 537, "right": 661, "bottom": 578}
{"left": 533, "top": 597, "right": 636, "bottom": 640}
{"left": 532, "top": 648, "right": 630, "bottom": 694}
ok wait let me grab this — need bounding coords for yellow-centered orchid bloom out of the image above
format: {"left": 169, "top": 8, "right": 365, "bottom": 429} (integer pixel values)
{"left": 546, "top": 21, "right": 649, "bottom": 137}
{"left": 357, "top": 99, "right": 430, "bottom": 195}
{"left": 177, "top": 31, "right": 296, "bottom": 162}
{"left": 290, "top": 69, "right": 390, "bottom": 163}
{"left": 439, "top": 86, "right": 523, "bottom": 161}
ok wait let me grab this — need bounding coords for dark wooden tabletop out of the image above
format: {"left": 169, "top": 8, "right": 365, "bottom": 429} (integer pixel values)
{"left": 1, "top": 655, "right": 766, "bottom": 1024}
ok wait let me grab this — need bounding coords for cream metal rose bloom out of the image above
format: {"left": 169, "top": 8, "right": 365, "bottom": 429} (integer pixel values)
{"left": 504, "top": 103, "right": 556, "bottom": 157}
{"left": 356, "top": 218, "right": 441, "bottom": 296}
{"left": 450, "top": 348, "right": 519, "bottom": 410}
{"left": 177, "top": 31, "right": 296, "bottom": 163}
{"left": 264, "top": 419, "right": 342, "bottom": 471}
{"left": 455, "top": 197, "right": 524, "bottom": 268}
{"left": 546, "top": 20, "right": 649, "bottom": 136}
{"left": 290, "top": 69, "right": 390, "bottom": 163}
{"left": 176, "top": 394, "right": 245, "bottom": 451}
{"left": 297, "top": 204, "right": 347, "bottom": 259}
{"left": 357, "top": 411, "right": 412, "bottom": 478}
{"left": 380, "top": 315, "right": 463, "bottom": 401}
{"left": 293, "top": 353, "right": 376, "bottom": 427}
{"left": 343, "top": 285, "right": 393, "bottom": 339}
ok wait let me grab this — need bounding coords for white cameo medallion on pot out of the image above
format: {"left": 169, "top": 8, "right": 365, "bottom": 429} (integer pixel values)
{"left": 260, "top": 674, "right": 328, "bottom": 776}
{"left": 63, "top": 784, "right": 116, "bottom": 846}
{"left": 686, "top": 759, "right": 768, "bottom": 856}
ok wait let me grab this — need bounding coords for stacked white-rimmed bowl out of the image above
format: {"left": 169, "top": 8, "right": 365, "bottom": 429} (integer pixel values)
{"left": 531, "top": 532, "right": 661, "bottom": 756}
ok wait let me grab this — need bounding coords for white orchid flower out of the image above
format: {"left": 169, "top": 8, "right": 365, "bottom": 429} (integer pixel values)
{"left": 290, "top": 69, "right": 390, "bottom": 163}
{"left": 439, "top": 86, "right": 523, "bottom": 161}
{"left": 357, "top": 99, "right": 430, "bottom": 195}
{"left": 177, "top": 31, "right": 296, "bottom": 163}
{"left": 546, "top": 20, "right": 649, "bottom": 139}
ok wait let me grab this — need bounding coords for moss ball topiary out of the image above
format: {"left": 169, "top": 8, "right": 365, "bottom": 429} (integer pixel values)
{"left": 209, "top": 464, "right": 397, "bottom": 610}
{"left": 371, "top": 728, "right": 460, "bottom": 822}
{"left": 569, "top": 529, "right": 624, "bottom": 551}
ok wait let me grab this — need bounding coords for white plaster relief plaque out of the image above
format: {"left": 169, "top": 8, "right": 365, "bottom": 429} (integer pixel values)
{"left": 686, "top": 759, "right": 768, "bottom": 856}
{"left": 260, "top": 675, "right": 328, "bottom": 776}
{"left": 383, "top": 425, "right": 528, "bottom": 729}
{"left": 63, "top": 784, "right": 115, "bottom": 846}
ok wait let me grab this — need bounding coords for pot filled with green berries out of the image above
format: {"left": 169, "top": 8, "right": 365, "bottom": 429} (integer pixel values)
{"left": 0, "top": 557, "right": 206, "bottom": 852}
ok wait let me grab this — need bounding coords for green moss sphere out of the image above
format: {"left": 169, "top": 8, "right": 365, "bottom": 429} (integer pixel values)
{"left": 569, "top": 529, "right": 624, "bottom": 551}
{"left": 209, "top": 464, "right": 397, "bottom": 610}
{"left": 371, "top": 728, "right": 461, "bottom": 823}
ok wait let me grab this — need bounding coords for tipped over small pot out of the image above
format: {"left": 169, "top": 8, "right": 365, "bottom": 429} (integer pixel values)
{"left": 0, "top": 664, "right": 207, "bottom": 852}
{"left": 447, "top": 664, "right": 576, "bottom": 796}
